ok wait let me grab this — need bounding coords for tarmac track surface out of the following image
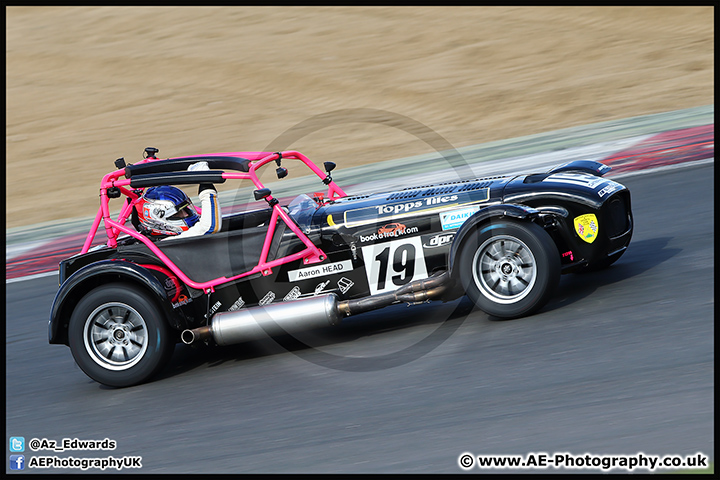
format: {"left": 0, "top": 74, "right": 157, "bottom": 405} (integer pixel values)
{"left": 5, "top": 162, "right": 714, "bottom": 473}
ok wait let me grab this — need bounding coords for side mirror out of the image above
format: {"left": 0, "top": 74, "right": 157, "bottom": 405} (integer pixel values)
{"left": 276, "top": 167, "right": 288, "bottom": 179}
{"left": 324, "top": 161, "right": 336, "bottom": 173}
{"left": 253, "top": 188, "right": 272, "bottom": 201}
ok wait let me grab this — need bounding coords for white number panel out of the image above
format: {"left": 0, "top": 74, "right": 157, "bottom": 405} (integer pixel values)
{"left": 361, "top": 237, "right": 428, "bottom": 295}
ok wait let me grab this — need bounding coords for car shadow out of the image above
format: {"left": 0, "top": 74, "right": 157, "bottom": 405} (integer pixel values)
{"left": 537, "top": 236, "right": 680, "bottom": 317}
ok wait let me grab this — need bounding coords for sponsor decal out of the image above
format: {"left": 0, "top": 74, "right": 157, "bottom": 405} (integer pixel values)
{"left": 598, "top": 181, "right": 621, "bottom": 197}
{"left": 550, "top": 174, "right": 606, "bottom": 189}
{"left": 375, "top": 194, "right": 459, "bottom": 216}
{"left": 574, "top": 213, "right": 599, "bottom": 243}
{"left": 172, "top": 294, "right": 193, "bottom": 309}
{"left": 423, "top": 232, "right": 455, "bottom": 249}
{"left": 344, "top": 190, "right": 489, "bottom": 227}
{"left": 259, "top": 291, "right": 276, "bottom": 306}
{"left": 337, "top": 277, "right": 354, "bottom": 294}
{"left": 162, "top": 276, "right": 179, "bottom": 299}
{"left": 288, "top": 259, "right": 353, "bottom": 281}
{"left": 209, "top": 301, "right": 222, "bottom": 316}
{"left": 228, "top": 296, "right": 245, "bottom": 311}
{"left": 283, "top": 286, "right": 302, "bottom": 302}
{"left": 359, "top": 223, "right": 420, "bottom": 243}
{"left": 378, "top": 223, "right": 407, "bottom": 235}
{"left": 439, "top": 206, "right": 480, "bottom": 231}
{"left": 297, "top": 280, "right": 335, "bottom": 299}
{"left": 314, "top": 280, "right": 331, "bottom": 295}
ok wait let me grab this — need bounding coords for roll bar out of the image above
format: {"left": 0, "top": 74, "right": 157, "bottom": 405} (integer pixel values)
{"left": 79, "top": 150, "right": 348, "bottom": 293}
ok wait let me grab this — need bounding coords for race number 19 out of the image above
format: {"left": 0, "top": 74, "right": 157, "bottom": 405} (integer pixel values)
{"left": 361, "top": 237, "right": 428, "bottom": 295}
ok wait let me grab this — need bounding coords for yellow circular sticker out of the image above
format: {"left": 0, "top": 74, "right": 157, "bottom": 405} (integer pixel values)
{"left": 574, "top": 213, "right": 599, "bottom": 243}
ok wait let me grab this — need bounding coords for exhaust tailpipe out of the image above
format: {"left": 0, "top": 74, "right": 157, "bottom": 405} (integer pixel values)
{"left": 182, "top": 294, "right": 341, "bottom": 345}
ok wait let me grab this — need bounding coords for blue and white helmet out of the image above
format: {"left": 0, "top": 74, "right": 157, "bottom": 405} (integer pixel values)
{"left": 136, "top": 186, "right": 200, "bottom": 236}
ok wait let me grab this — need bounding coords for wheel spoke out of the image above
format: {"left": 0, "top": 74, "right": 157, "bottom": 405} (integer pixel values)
{"left": 485, "top": 250, "right": 501, "bottom": 261}
{"left": 473, "top": 234, "right": 537, "bottom": 303}
{"left": 104, "top": 346, "right": 116, "bottom": 360}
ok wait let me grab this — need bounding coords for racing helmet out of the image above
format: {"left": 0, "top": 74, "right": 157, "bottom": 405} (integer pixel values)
{"left": 135, "top": 186, "right": 200, "bottom": 236}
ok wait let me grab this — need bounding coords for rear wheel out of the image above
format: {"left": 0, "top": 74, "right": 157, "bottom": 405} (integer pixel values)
{"left": 68, "top": 283, "right": 174, "bottom": 387}
{"left": 458, "top": 220, "right": 560, "bottom": 319}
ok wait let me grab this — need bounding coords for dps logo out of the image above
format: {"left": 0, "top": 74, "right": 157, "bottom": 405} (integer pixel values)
{"left": 423, "top": 232, "right": 455, "bottom": 249}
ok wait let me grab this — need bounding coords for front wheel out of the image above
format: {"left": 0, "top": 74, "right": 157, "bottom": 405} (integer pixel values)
{"left": 457, "top": 220, "right": 560, "bottom": 319}
{"left": 68, "top": 283, "right": 174, "bottom": 387}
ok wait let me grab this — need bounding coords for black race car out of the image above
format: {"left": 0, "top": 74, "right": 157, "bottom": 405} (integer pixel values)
{"left": 49, "top": 148, "right": 633, "bottom": 387}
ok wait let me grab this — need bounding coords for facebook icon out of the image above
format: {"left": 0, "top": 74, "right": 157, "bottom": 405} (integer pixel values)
{"left": 10, "top": 454, "right": 25, "bottom": 470}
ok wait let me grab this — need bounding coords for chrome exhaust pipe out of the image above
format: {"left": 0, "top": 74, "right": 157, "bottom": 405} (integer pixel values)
{"left": 337, "top": 271, "right": 451, "bottom": 317}
{"left": 182, "top": 294, "right": 341, "bottom": 346}
{"left": 181, "top": 271, "right": 452, "bottom": 346}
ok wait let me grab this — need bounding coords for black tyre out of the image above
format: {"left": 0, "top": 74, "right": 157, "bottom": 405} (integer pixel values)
{"left": 458, "top": 220, "right": 560, "bottom": 319}
{"left": 68, "top": 283, "right": 174, "bottom": 387}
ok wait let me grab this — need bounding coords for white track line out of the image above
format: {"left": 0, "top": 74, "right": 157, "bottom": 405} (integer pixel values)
{"left": 6, "top": 270, "right": 58, "bottom": 284}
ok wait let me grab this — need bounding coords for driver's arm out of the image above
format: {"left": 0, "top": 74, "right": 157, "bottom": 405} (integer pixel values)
{"left": 175, "top": 183, "right": 222, "bottom": 239}
{"left": 174, "top": 161, "right": 222, "bottom": 239}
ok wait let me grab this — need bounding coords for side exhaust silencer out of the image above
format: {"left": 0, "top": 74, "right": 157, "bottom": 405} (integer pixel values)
{"left": 181, "top": 294, "right": 341, "bottom": 346}
{"left": 181, "top": 271, "right": 452, "bottom": 346}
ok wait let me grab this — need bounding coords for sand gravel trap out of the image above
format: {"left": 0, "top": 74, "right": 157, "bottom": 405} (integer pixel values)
{"left": 6, "top": 6, "right": 714, "bottom": 228}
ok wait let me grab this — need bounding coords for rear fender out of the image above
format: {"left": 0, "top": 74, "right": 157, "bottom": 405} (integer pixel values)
{"left": 447, "top": 204, "right": 541, "bottom": 280}
{"left": 49, "top": 260, "right": 179, "bottom": 345}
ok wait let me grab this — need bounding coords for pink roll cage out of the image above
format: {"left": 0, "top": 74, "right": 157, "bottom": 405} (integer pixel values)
{"left": 81, "top": 151, "right": 347, "bottom": 293}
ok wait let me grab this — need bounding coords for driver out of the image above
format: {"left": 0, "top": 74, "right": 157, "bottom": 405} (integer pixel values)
{"left": 134, "top": 162, "right": 222, "bottom": 239}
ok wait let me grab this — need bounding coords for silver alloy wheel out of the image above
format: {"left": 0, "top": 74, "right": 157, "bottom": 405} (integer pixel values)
{"left": 82, "top": 302, "right": 148, "bottom": 371}
{"left": 472, "top": 235, "right": 537, "bottom": 304}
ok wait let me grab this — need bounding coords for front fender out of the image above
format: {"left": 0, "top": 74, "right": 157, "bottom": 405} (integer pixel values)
{"left": 447, "top": 204, "right": 540, "bottom": 279}
{"left": 49, "top": 260, "right": 176, "bottom": 345}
